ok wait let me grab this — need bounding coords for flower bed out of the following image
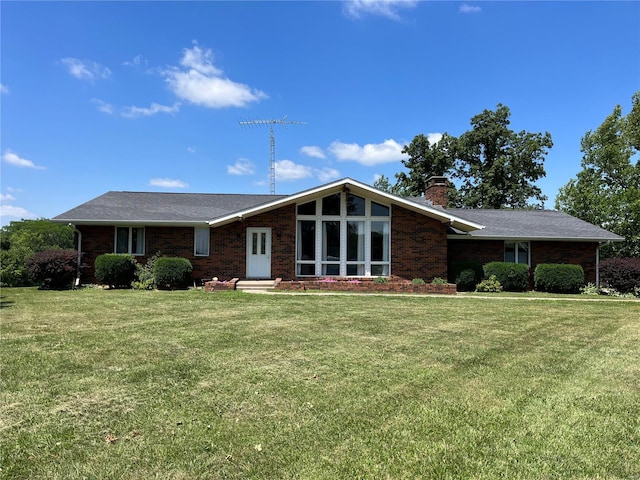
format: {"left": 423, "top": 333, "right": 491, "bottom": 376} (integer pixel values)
{"left": 204, "top": 277, "right": 239, "bottom": 292}
{"left": 275, "top": 277, "right": 457, "bottom": 294}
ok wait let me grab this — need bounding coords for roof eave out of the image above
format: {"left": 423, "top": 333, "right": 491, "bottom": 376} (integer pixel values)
{"left": 447, "top": 233, "right": 625, "bottom": 242}
{"left": 208, "top": 178, "right": 484, "bottom": 231}
{"left": 52, "top": 218, "right": 211, "bottom": 227}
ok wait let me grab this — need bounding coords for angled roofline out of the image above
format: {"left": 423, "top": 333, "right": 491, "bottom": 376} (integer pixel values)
{"left": 207, "top": 177, "right": 485, "bottom": 232}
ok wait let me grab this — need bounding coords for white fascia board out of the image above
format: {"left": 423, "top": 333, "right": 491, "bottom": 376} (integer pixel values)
{"left": 52, "top": 219, "right": 210, "bottom": 227}
{"left": 447, "top": 234, "right": 624, "bottom": 242}
{"left": 208, "top": 177, "right": 484, "bottom": 232}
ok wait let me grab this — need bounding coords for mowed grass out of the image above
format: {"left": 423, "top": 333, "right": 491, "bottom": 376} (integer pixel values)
{"left": 1, "top": 288, "right": 639, "bottom": 479}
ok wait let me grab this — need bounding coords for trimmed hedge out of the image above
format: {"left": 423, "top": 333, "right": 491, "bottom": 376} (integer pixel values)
{"left": 154, "top": 257, "right": 193, "bottom": 290}
{"left": 455, "top": 269, "right": 477, "bottom": 292}
{"left": 449, "top": 260, "right": 483, "bottom": 286}
{"left": 26, "top": 249, "right": 77, "bottom": 290}
{"left": 600, "top": 257, "right": 640, "bottom": 294}
{"left": 534, "top": 263, "right": 584, "bottom": 294}
{"left": 95, "top": 254, "right": 137, "bottom": 288}
{"left": 483, "top": 262, "right": 529, "bottom": 292}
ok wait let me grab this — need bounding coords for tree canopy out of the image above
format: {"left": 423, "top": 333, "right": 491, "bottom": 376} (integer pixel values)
{"left": 556, "top": 92, "right": 640, "bottom": 258}
{"left": 387, "top": 104, "right": 552, "bottom": 208}
{"left": 0, "top": 219, "right": 74, "bottom": 287}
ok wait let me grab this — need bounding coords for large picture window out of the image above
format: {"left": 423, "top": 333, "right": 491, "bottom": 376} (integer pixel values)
{"left": 194, "top": 227, "right": 210, "bottom": 256}
{"left": 115, "top": 227, "right": 144, "bottom": 255}
{"left": 296, "top": 192, "right": 390, "bottom": 277}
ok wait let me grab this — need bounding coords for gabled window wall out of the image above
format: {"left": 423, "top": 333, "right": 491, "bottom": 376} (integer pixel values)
{"left": 296, "top": 192, "right": 390, "bottom": 277}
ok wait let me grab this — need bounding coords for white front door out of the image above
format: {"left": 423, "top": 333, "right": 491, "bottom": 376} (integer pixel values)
{"left": 246, "top": 228, "right": 271, "bottom": 278}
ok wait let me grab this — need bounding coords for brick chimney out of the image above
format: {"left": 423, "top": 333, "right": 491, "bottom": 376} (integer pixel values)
{"left": 425, "top": 176, "right": 448, "bottom": 207}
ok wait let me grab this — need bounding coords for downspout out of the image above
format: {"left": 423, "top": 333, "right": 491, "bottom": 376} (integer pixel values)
{"left": 596, "top": 243, "right": 600, "bottom": 287}
{"left": 69, "top": 223, "right": 82, "bottom": 287}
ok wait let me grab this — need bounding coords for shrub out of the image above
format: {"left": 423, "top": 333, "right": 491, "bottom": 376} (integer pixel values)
{"left": 483, "top": 262, "right": 529, "bottom": 292}
{"left": 373, "top": 277, "right": 388, "bottom": 284}
{"left": 431, "top": 277, "right": 447, "bottom": 285}
{"left": 600, "top": 257, "right": 640, "bottom": 294}
{"left": 26, "top": 249, "right": 77, "bottom": 290}
{"left": 476, "top": 275, "right": 502, "bottom": 293}
{"left": 455, "top": 269, "right": 477, "bottom": 292}
{"left": 449, "top": 260, "right": 483, "bottom": 285}
{"left": 154, "top": 257, "right": 193, "bottom": 290}
{"left": 534, "top": 263, "right": 584, "bottom": 294}
{"left": 132, "top": 252, "right": 160, "bottom": 290}
{"left": 411, "top": 278, "right": 425, "bottom": 285}
{"left": 94, "top": 254, "right": 137, "bottom": 288}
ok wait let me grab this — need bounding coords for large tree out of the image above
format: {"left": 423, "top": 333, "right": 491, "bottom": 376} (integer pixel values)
{"left": 555, "top": 92, "right": 640, "bottom": 258}
{"left": 392, "top": 104, "right": 552, "bottom": 208}
{"left": 0, "top": 219, "right": 74, "bottom": 287}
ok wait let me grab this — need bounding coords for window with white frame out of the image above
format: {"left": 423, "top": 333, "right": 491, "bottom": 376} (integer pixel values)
{"left": 194, "top": 227, "right": 210, "bottom": 256}
{"left": 504, "top": 241, "right": 530, "bottom": 265}
{"left": 296, "top": 193, "right": 391, "bottom": 277}
{"left": 115, "top": 227, "right": 145, "bottom": 255}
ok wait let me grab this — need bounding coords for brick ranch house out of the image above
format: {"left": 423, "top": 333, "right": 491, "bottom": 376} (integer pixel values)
{"left": 52, "top": 177, "right": 622, "bottom": 286}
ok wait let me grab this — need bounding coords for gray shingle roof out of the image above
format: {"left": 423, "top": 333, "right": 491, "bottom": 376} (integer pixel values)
{"left": 447, "top": 208, "right": 623, "bottom": 241}
{"left": 53, "top": 191, "right": 286, "bottom": 224}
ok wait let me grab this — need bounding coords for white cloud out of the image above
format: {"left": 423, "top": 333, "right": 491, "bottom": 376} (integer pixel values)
{"left": 187, "top": 146, "right": 196, "bottom": 154}
{"left": 0, "top": 204, "right": 36, "bottom": 220}
{"left": 227, "top": 158, "right": 256, "bottom": 176}
{"left": 123, "top": 54, "right": 148, "bottom": 67}
{"left": 164, "top": 43, "right": 267, "bottom": 108}
{"left": 343, "top": 0, "right": 418, "bottom": 20}
{"left": 300, "top": 145, "right": 326, "bottom": 159}
{"left": 275, "top": 160, "right": 313, "bottom": 181}
{"left": 426, "top": 132, "right": 443, "bottom": 144}
{"left": 122, "top": 102, "right": 180, "bottom": 119}
{"left": 92, "top": 98, "right": 115, "bottom": 115}
{"left": 315, "top": 167, "right": 341, "bottom": 182}
{"left": 328, "top": 139, "right": 407, "bottom": 166}
{"left": 0, "top": 193, "right": 16, "bottom": 202}
{"left": 0, "top": 83, "right": 8, "bottom": 94}
{"left": 60, "top": 57, "right": 111, "bottom": 81}
{"left": 2, "top": 150, "right": 45, "bottom": 169}
{"left": 149, "top": 178, "right": 188, "bottom": 188}
{"left": 459, "top": 4, "right": 481, "bottom": 13}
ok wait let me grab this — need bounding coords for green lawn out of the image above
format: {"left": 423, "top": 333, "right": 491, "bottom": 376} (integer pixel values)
{"left": 1, "top": 288, "right": 639, "bottom": 479}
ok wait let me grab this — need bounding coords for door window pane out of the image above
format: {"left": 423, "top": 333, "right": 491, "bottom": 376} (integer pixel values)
{"left": 252, "top": 232, "right": 258, "bottom": 255}
{"left": 260, "top": 232, "right": 266, "bottom": 255}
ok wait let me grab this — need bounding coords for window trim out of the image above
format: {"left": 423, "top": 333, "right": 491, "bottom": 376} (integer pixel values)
{"left": 194, "top": 227, "right": 210, "bottom": 257}
{"left": 114, "top": 226, "right": 145, "bottom": 256}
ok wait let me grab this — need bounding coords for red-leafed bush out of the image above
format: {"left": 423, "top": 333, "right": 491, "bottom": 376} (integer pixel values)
{"left": 26, "top": 249, "right": 78, "bottom": 290}
{"left": 600, "top": 257, "right": 640, "bottom": 294}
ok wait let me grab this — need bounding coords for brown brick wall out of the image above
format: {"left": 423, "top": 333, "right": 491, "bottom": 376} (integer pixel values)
{"left": 448, "top": 239, "right": 599, "bottom": 284}
{"left": 76, "top": 204, "right": 297, "bottom": 284}
{"left": 391, "top": 206, "right": 449, "bottom": 280}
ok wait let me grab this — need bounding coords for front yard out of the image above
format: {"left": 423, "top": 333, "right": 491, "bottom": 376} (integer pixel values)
{"left": 1, "top": 288, "right": 639, "bottom": 479}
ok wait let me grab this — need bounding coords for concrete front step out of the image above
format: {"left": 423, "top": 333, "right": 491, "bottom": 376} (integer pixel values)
{"left": 236, "top": 280, "right": 276, "bottom": 292}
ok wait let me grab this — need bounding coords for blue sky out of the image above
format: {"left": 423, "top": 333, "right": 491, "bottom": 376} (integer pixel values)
{"left": 1, "top": 1, "right": 639, "bottom": 224}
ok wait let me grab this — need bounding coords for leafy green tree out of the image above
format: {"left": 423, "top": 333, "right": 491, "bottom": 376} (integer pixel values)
{"left": 455, "top": 104, "right": 552, "bottom": 209}
{"left": 556, "top": 92, "right": 640, "bottom": 258}
{"left": 393, "top": 105, "right": 552, "bottom": 208}
{"left": 0, "top": 219, "right": 74, "bottom": 286}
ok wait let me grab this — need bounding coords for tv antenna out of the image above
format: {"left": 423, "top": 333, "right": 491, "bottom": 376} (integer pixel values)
{"left": 239, "top": 115, "right": 306, "bottom": 194}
